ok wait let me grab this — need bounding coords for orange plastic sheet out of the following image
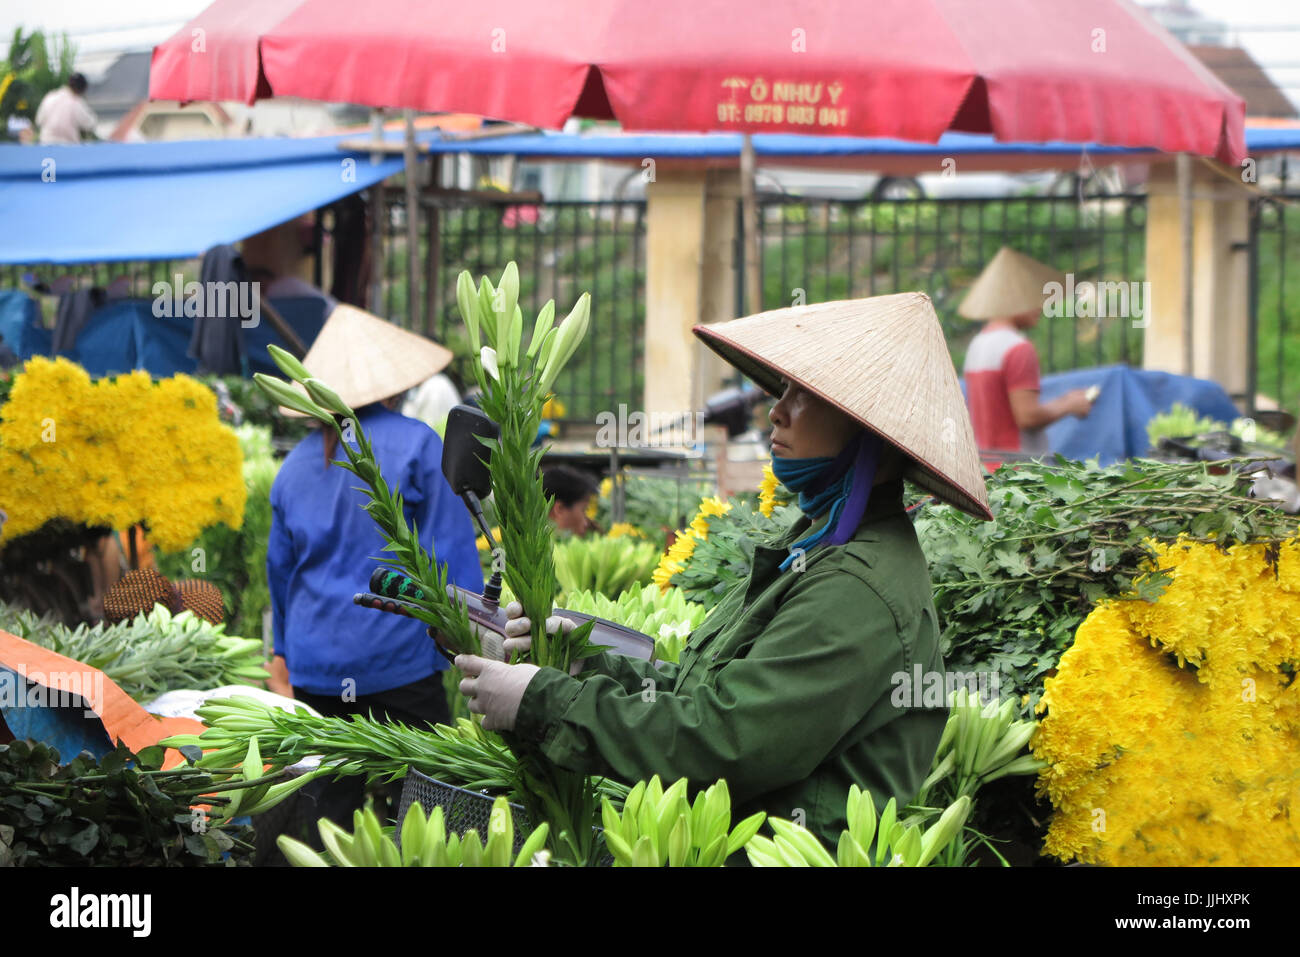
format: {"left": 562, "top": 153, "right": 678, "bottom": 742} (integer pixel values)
{"left": 0, "top": 629, "right": 204, "bottom": 769}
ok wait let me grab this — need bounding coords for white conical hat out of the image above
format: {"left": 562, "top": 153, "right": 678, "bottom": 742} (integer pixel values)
{"left": 694, "top": 292, "right": 991, "bottom": 520}
{"left": 281, "top": 304, "right": 453, "bottom": 416}
{"left": 957, "top": 247, "right": 1065, "bottom": 320}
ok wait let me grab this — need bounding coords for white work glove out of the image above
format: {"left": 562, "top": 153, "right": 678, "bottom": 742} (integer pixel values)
{"left": 455, "top": 655, "right": 540, "bottom": 732}
{"left": 503, "top": 601, "right": 585, "bottom": 676}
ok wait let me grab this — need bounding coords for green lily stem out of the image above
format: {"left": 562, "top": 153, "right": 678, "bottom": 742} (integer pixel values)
{"left": 174, "top": 769, "right": 292, "bottom": 796}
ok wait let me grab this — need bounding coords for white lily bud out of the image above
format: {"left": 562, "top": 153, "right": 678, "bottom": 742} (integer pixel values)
{"left": 480, "top": 346, "right": 500, "bottom": 381}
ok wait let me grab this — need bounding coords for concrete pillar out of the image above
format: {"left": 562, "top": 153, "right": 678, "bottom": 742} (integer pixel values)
{"left": 1143, "top": 160, "right": 1251, "bottom": 397}
{"left": 643, "top": 168, "right": 741, "bottom": 438}
{"left": 700, "top": 169, "right": 743, "bottom": 398}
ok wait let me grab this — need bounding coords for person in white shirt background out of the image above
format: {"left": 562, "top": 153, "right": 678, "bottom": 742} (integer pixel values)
{"left": 35, "top": 73, "right": 97, "bottom": 145}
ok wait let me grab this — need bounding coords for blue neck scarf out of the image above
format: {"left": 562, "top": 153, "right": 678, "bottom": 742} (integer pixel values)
{"left": 771, "top": 430, "right": 883, "bottom": 571}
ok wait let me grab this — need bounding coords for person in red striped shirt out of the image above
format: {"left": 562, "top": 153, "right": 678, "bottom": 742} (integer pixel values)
{"left": 958, "top": 247, "right": 1094, "bottom": 467}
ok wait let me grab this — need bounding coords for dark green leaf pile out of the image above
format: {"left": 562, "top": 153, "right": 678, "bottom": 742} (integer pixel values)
{"left": 0, "top": 740, "right": 253, "bottom": 866}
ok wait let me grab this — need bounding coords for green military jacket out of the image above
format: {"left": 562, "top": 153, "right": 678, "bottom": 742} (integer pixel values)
{"left": 512, "top": 479, "right": 947, "bottom": 850}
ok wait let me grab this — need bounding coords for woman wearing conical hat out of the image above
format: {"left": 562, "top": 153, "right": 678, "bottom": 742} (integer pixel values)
{"left": 265, "top": 305, "right": 484, "bottom": 821}
{"left": 457, "top": 292, "right": 990, "bottom": 852}
{"left": 959, "top": 247, "right": 1094, "bottom": 466}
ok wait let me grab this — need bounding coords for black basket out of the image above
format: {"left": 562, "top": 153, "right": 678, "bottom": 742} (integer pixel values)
{"left": 395, "top": 768, "right": 532, "bottom": 857}
{"left": 395, "top": 768, "right": 616, "bottom": 866}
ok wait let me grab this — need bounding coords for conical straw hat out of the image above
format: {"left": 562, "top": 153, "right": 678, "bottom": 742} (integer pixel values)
{"left": 694, "top": 292, "right": 992, "bottom": 520}
{"left": 280, "top": 304, "right": 453, "bottom": 416}
{"left": 957, "top": 247, "right": 1065, "bottom": 320}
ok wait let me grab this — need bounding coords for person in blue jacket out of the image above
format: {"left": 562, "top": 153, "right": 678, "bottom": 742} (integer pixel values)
{"left": 265, "top": 305, "right": 482, "bottom": 764}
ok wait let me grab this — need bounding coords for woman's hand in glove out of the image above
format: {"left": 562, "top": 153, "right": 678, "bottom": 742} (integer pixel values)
{"left": 503, "top": 601, "right": 586, "bottom": 676}
{"left": 455, "top": 655, "right": 540, "bottom": 732}
{"left": 503, "top": 600, "right": 574, "bottom": 655}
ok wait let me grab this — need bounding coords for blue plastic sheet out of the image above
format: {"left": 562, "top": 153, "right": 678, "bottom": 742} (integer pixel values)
{"left": 1040, "top": 365, "right": 1243, "bottom": 464}
{"left": 0, "top": 667, "right": 114, "bottom": 763}
{"left": 0, "top": 135, "right": 407, "bottom": 265}
{"left": 12, "top": 295, "right": 330, "bottom": 379}
{"left": 0, "top": 290, "right": 50, "bottom": 359}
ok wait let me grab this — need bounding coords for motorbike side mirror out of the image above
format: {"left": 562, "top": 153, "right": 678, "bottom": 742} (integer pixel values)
{"left": 441, "top": 404, "right": 499, "bottom": 499}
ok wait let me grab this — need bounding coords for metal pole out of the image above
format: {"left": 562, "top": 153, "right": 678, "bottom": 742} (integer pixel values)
{"left": 1245, "top": 199, "right": 1260, "bottom": 418}
{"left": 404, "top": 110, "right": 420, "bottom": 332}
{"left": 425, "top": 158, "right": 441, "bottom": 339}
{"left": 1177, "top": 152, "right": 1194, "bottom": 376}
{"left": 740, "top": 133, "right": 761, "bottom": 315}
{"left": 368, "top": 109, "right": 385, "bottom": 315}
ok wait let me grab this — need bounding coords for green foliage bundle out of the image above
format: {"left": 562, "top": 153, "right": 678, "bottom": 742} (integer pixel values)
{"left": 592, "top": 474, "right": 716, "bottom": 545}
{"left": 553, "top": 535, "right": 660, "bottom": 600}
{"left": 665, "top": 497, "right": 798, "bottom": 609}
{"left": 0, "top": 740, "right": 254, "bottom": 866}
{"left": 157, "top": 422, "right": 278, "bottom": 642}
{"left": 277, "top": 798, "right": 551, "bottom": 868}
{"left": 913, "top": 456, "right": 1299, "bottom": 708}
{"left": 561, "top": 583, "right": 708, "bottom": 662}
{"left": 1, "top": 28, "right": 76, "bottom": 136}
{"left": 0, "top": 600, "right": 268, "bottom": 700}
{"left": 1145, "top": 402, "right": 1290, "bottom": 451}
{"left": 165, "top": 695, "right": 629, "bottom": 805}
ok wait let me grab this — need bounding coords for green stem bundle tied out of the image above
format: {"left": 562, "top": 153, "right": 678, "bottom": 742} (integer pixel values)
{"left": 254, "top": 265, "right": 600, "bottom": 863}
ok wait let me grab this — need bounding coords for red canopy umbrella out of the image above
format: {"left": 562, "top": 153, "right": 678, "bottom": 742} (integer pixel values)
{"left": 153, "top": 0, "right": 1245, "bottom": 163}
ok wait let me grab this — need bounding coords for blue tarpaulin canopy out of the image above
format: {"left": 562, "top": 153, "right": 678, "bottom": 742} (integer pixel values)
{"left": 3, "top": 123, "right": 1297, "bottom": 266}
{"left": 420, "top": 122, "right": 1300, "bottom": 165}
{"left": 0, "top": 134, "right": 408, "bottom": 265}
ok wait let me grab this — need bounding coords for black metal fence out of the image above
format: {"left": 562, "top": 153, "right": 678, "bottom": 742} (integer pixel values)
{"left": 375, "top": 191, "right": 648, "bottom": 420}
{"left": 749, "top": 193, "right": 1150, "bottom": 375}
{"left": 1245, "top": 172, "right": 1300, "bottom": 416}
{"left": 12, "top": 182, "right": 1300, "bottom": 423}
{"left": 1, "top": 260, "right": 188, "bottom": 299}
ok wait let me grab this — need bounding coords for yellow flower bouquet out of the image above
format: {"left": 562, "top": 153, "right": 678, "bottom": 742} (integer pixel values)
{"left": 0, "top": 357, "right": 245, "bottom": 552}
{"left": 1033, "top": 537, "right": 1300, "bottom": 865}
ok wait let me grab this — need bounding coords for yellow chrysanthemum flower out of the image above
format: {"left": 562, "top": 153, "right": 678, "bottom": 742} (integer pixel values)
{"left": 0, "top": 357, "right": 244, "bottom": 551}
{"left": 757, "top": 462, "right": 789, "bottom": 518}
{"left": 607, "top": 522, "right": 643, "bottom": 539}
{"left": 1034, "top": 536, "right": 1300, "bottom": 866}
{"left": 652, "top": 529, "right": 699, "bottom": 592}
{"left": 697, "top": 496, "right": 732, "bottom": 518}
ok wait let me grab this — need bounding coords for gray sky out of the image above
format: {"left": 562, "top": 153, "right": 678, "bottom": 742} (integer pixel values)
{"left": 2, "top": 0, "right": 1298, "bottom": 103}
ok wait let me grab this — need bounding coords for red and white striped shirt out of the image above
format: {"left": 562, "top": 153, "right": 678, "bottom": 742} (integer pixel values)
{"left": 963, "top": 326, "right": 1047, "bottom": 456}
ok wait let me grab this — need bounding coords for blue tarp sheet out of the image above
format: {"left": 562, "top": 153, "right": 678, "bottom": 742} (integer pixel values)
{"left": 0, "top": 135, "right": 407, "bottom": 265}
{"left": 34, "top": 295, "right": 328, "bottom": 378}
{"left": 0, "top": 667, "right": 114, "bottom": 764}
{"left": 4, "top": 123, "right": 1296, "bottom": 266}
{"left": 0, "top": 290, "right": 49, "bottom": 358}
{"left": 422, "top": 123, "right": 1300, "bottom": 160}
{"left": 1039, "top": 365, "right": 1243, "bottom": 464}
